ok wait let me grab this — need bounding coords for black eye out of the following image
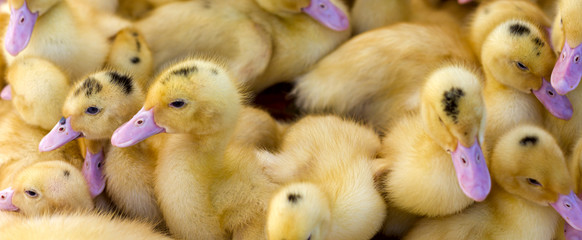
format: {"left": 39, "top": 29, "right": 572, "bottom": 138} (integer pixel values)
{"left": 516, "top": 62, "right": 529, "bottom": 71}
{"left": 97, "top": 161, "right": 103, "bottom": 169}
{"left": 25, "top": 190, "right": 38, "bottom": 198}
{"left": 85, "top": 106, "right": 100, "bottom": 115}
{"left": 169, "top": 100, "right": 186, "bottom": 108}
{"left": 527, "top": 178, "right": 542, "bottom": 187}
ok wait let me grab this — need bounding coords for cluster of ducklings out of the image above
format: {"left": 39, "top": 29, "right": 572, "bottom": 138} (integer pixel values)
{"left": 0, "top": 0, "right": 581, "bottom": 239}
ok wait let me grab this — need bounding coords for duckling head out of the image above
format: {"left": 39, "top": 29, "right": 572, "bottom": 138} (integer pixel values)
{"left": 482, "top": 19, "right": 572, "bottom": 119}
{"left": 39, "top": 70, "right": 144, "bottom": 152}
{"left": 267, "top": 183, "right": 331, "bottom": 240}
{"left": 255, "top": 0, "right": 349, "bottom": 31}
{"left": 4, "top": 0, "right": 60, "bottom": 56}
{"left": 6, "top": 57, "right": 70, "bottom": 131}
{"left": 106, "top": 28, "right": 153, "bottom": 88}
{"left": 111, "top": 58, "right": 242, "bottom": 147}
{"left": 551, "top": 0, "right": 582, "bottom": 95}
{"left": 421, "top": 65, "right": 491, "bottom": 201}
{"left": 491, "top": 125, "right": 582, "bottom": 230}
{"left": 0, "top": 160, "right": 93, "bottom": 216}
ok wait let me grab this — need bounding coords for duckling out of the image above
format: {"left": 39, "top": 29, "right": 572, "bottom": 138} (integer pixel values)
{"left": 105, "top": 27, "right": 154, "bottom": 90}
{"left": 4, "top": 57, "right": 70, "bottom": 131}
{"left": 476, "top": 19, "right": 569, "bottom": 153}
{"left": 259, "top": 115, "right": 386, "bottom": 240}
{"left": 0, "top": 213, "right": 174, "bottom": 240}
{"left": 551, "top": 0, "right": 582, "bottom": 95}
{"left": 293, "top": 23, "right": 475, "bottom": 132}
{"left": 111, "top": 58, "right": 278, "bottom": 239}
{"left": 3, "top": 0, "right": 130, "bottom": 80}
{"left": 377, "top": 65, "right": 489, "bottom": 219}
{"left": 404, "top": 125, "right": 582, "bottom": 240}
{"left": 38, "top": 70, "right": 163, "bottom": 224}
{"left": 350, "top": 0, "right": 410, "bottom": 34}
{"left": 0, "top": 160, "right": 93, "bottom": 216}
{"left": 467, "top": 0, "right": 551, "bottom": 58}
{"left": 135, "top": 0, "right": 350, "bottom": 93}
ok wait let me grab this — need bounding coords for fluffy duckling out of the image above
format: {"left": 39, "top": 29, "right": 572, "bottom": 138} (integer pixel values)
{"left": 38, "top": 70, "right": 163, "bottom": 224}
{"left": 105, "top": 27, "right": 154, "bottom": 90}
{"left": 3, "top": 0, "right": 130, "bottom": 80}
{"left": 259, "top": 115, "right": 386, "bottom": 240}
{"left": 0, "top": 213, "right": 174, "bottom": 240}
{"left": 4, "top": 57, "right": 70, "bottom": 131}
{"left": 551, "top": 0, "right": 582, "bottom": 95}
{"left": 468, "top": 0, "right": 551, "bottom": 58}
{"left": 0, "top": 160, "right": 93, "bottom": 216}
{"left": 135, "top": 0, "right": 350, "bottom": 92}
{"left": 377, "top": 65, "right": 489, "bottom": 219}
{"left": 350, "top": 0, "right": 409, "bottom": 34}
{"left": 293, "top": 23, "right": 475, "bottom": 132}
{"left": 404, "top": 125, "right": 582, "bottom": 240}
{"left": 477, "top": 19, "right": 570, "bottom": 153}
{"left": 111, "top": 58, "right": 279, "bottom": 239}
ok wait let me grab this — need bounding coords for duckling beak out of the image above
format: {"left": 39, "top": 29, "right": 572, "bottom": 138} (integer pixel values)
{"left": 39, "top": 117, "right": 82, "bottom": 152}
{"left": 111, "top": 107, "right": 165, "bottom": 148}
{"left": 532, "top": 78, "right": 573, "bottom": 120}
{"left": 82, "top": 149, "right": 106, "bottom": 198}
{"left": 451, "top": 139, "right": 491, "bottom": 202}
{"left": 302, "top": 0, "right": 349, "bottom": 31}
{"left": 551, "top": 191, "right": 582, "bottom": 231}
{"left": 1, "top": 84, "right": 12, "bottom": 100}
{"left": 457, "top": 0, "right": 473, "bottom": 4}
{"left": 551, "top": 40, "right": 582, "bottom": 95}
{"left": 565, "top": 218, "right": 582, "bottom": 240}
{"left": 0, "top": 187, "right": 19, "bottom": 212}
{"left": 4, "top": 0, "right": 38, "bottom": 56}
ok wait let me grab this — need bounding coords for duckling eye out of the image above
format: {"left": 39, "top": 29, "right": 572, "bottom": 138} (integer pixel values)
{"left": 85, "top": 106, "right": 100, "bottom": 115}
{"left": 169, "top": 100, "right": 186, "bottom": 109}
{"left": 526, "top": 178, "right": 542, "bottom": 187}
{"left": 25, "top": 190, "right": 38, "bottom": 198}
{"left": 515, "top": 62, "right": 529, "bottom": 71}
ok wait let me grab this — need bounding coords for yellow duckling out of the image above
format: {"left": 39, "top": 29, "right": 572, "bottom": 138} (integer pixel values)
{"left": 38, "top": 70, "right": 164, "bottom": 224}
{"left": 260, "top": 115, "right": 386, "bottom": 240}
{"left": 0, "top": 160, "right": 93, "bottom": 216}
{"left": 111, "top": 58, "right": 278, "bottom": 239}
{"left": 477, "top": 19, "right": 569, "bottom": 153}
{"left": 0, "top": 213, "right": 174, "bottom": 240}
{"left": 404, "top": 125, "right": 582, "bottom": 240}
{"left": 293, "top": 23, "right": 475, "bottom": 132}
{"left": 4, "top": 57, "right": 70, "bottom": 131}
{"left": 350, "top": 0, "right": 409, "bottom": 34}
{"left": 105, "top": 27, "right": 154, "bottom": 90}
{"left": 378, "top": 65, "right": 489, "bottom": 220}
{"left": 135, "top": 0, "right": 350, "bottom": 92}
{"left": 3, "top": 0, "right": 130, "bottom": 80}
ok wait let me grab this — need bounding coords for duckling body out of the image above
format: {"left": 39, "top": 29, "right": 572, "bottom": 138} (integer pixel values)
{"left": 293, "top": 23, "right": 475, "bottom": 132}
{"left": 261, "top": 115, "right": 386, "bottom": 240}
{"left": 4, "top": 0, "right": 129, "bottom": 80}
{"left": 378, "top": 65, "right": 488, "bottom": 218}
{"left": 0, "top": 213, "right": 174, "bottom": 240}
{"left": 405, "top": 125, "right": 579, "bottom": 240}
{"left": 350, "top": 0, "right": 410, "bottom": 34}
{"left": 111, "top": 58, "right": 279, "bottom": 240}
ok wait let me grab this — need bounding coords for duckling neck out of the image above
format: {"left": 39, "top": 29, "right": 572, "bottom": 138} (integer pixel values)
{"left": 488, "top": 185, "right": 559, "bottom": 239}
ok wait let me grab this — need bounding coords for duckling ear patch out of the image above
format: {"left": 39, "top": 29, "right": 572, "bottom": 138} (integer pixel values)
{"left": 441, "top": 87, "right": 465, "bottom": 124}
{"left": 108, "top": 72, "right": 133, "bottom": 95}
{"left": 74, "top": 78, "right": 103, "bottom": 97}
{"left": 519, "top": 136, "right": 538, "bottom": 146}
{"left": 171, "top": 66, "right": 199, "bottom": 77}
{"left": 509, "top": 24, "right": 531, "bottom": 36}
{"left": 287, "top": 193, "right": 302, "bottom": 203}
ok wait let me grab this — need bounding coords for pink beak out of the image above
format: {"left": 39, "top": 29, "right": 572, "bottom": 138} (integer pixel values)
{"left": 551, "top": 191, "right": 582, "bottom": 231}
{"left": 4, "top": 0, "right": 38, "bottom": 56}
{"left": 301, "top": 0, "right": 349, "bottom": 31}
{"left": 551, "top": 39, "right": 582, "bottom": 95}
{"left": 82, "top": 149, "right": 106, "bottom": 198}
{"left": 0, "top": 187, "right": 19, "bottom": 212}
{"left": 450, "top": 138, "right": 491, "bottom": 202}
{"left": 111, "top": 107, "right": 165, "bottom": 148}
{"left": 1, "top": 85, "right": 12, "bottom": 100}
{"left": 39, "top": 117, "right": 82, "bottom": 152}
{"left": 532, "top": 78, "right": 573, "bottom": 120}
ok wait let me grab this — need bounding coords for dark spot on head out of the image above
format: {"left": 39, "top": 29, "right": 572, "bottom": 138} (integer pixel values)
{"left": 172, "top": 66, "right": 198, "bottom": 77}
{"left": 211, "top": 69, "right": 218, "bottom": 75}
{"left": 519, "top": 136, "right": 538, "bottom": 146}
{"left": 203, "top": 0, "right": 211, "bottom": 9}
{"left": 532, "top": 37, "right": 545, "bottom": 47}
{"left": 74, "top": 77, "right": 103, "bottom": 97}
{"left": 59, "top": 117, "right": 66, "bottom": 125}
{"left": 64, "top": 170, "right": 70, "bottom": 178}
{"left": 287, "top": 193, "right": 301, "bottom": 203}
{"left": 509, "top": 24, "right": 531, "bottom": 36}
{"left": 130, "top": 57, "right": 140, "bottom": 64}
{"left": 441, "top": 88, "right": 465, "bottom": 124}
{"left": 131, "top": 32, "right": 138, "bottom": 37}
{"left": 108, "top": 72, "right": 133, "bottom": 95}
{"left": 135, "top": 39, "right": 141, "bottom": 52}
{"left": 536, "top": 52, "right": 541, "bottom": 56}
